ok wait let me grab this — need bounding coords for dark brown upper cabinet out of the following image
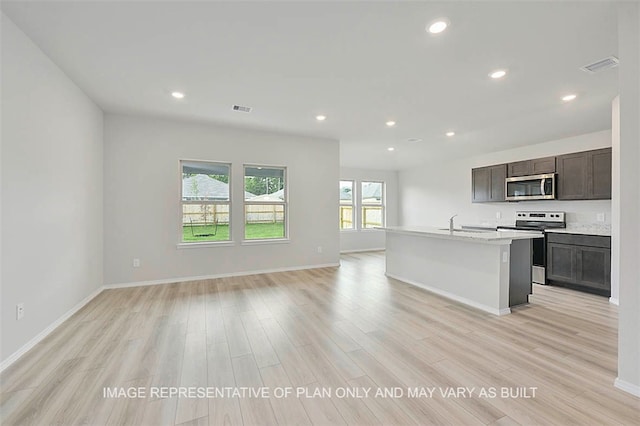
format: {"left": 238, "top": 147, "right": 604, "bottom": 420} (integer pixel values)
{"left": 507, "top": 156, "right": 556, "bottom": 177}
{"left": 589, "top": 148, "right": 613, "bottom": 199}
{"left": 556, "top": 152, "right": 588, "bottom": 199}
{"left": 557, "top": 148, "right": 611, "bottom": 200}
{"left": 472, "top": 164, "right": 506, "bottom": 203}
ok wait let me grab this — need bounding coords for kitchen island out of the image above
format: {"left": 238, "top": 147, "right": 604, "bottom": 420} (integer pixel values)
{"left": 382, "top": 226, "right": 543, "bottom": 315}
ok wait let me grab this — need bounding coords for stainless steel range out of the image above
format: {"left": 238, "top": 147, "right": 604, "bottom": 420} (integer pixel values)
{"left": 498, "top": 211, "right": 566, "bottom": 284}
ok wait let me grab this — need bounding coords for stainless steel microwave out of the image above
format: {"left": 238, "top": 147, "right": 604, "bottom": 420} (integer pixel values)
{"left": 505, "top": 173, "right": 556, "bottom": 201}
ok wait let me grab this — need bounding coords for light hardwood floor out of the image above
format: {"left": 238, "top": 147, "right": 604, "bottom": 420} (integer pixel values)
{"left": 1, "top": 252, "right": 638, "bottom": 425}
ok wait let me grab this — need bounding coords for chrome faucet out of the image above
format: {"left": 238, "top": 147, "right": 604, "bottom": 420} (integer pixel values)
{"left": 449, "top": 214, "right": 458, "bottom": 233}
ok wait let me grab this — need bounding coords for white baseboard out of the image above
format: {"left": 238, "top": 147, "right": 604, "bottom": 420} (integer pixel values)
{"left": 609, "top": 297, "right": 619, "bottom": 306}
{"left": 340, "top": 248, "right": 385, "bottom": 254}
{"left": 386, "top": 273, "right": 511, "bottom": 316}
{"left": 0, "top": 285, "right": 105, "bottom": 374}
{"left": 614, "top": 377, "right": 640, "bottom": 397}
{"left": 104, "top": 262, "right": 341, "bottom": 289}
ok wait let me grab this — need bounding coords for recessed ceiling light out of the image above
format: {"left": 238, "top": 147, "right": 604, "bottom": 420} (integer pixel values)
{"left": 171, "top": 91, "right": 185, "bottom": 99}
{"left": 446, "top": 131, "right": 456, "bottom": 137}
{"left": 428, "top": 20, "right": 448, "bottom": 34}
{"left": 562, "top": 94, "right": 577, "bottom": 102}
{"left": 386, "top": 121, "right": 396, "bottom": 127}
{"left": 388, "top": 147, "right": 395, "bottom": 152}
{"left": 407, "top": 138, "right": 422, "bottom": 143}
{"left": 489, "top": 70, "right": 507, "bottom": 79}
{"left": 316, "top": 115, "right": 327, "bottom": 121}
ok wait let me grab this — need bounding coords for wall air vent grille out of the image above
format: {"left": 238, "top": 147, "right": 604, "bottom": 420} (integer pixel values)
{"left": 232, "top": 105, "right": 252, "bottom": 113}
{"left": 580, "top": 56, "right": 619, "bottom": 73}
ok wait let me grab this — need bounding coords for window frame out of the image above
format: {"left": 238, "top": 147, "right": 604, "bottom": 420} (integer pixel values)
{"left": 360, "top": 180, "right": 385, "bottom": 230}
{"left": 243, "top": 164, "right": 289, "bottom": 242}
{"left": 179, "top": 159, "right": 233, "bottom": 246}
{"left": 339, "top": 180, "right": 356, "bottom": 232}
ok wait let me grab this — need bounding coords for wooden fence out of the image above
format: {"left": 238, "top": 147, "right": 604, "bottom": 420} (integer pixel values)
{"left": 183, "top": 204, "right": 284, "bottom": 225}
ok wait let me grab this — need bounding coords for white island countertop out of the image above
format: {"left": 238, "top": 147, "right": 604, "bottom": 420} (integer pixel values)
{"left": 381, "top": 226, "right": 543, "bottom": 244}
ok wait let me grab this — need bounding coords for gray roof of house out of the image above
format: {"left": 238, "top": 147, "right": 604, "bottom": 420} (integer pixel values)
{"left": 183, "top": 175, "right": 254, "bottom": 200}
{"left": 340, "top": 182, "right": 381, "bottom": 201}
{"left": 248, "top": 188, "right": 285, "bottom": 201}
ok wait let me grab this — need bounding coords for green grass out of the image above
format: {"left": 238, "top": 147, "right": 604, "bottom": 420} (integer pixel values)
{"left": 183, "top": 224, "right": 230, "bottom": 242}
{"left": 245, "top": 222, "right": 285, "bottom": 239}
{"left": 182, "top": 222, "right": 284, "bottom": 242}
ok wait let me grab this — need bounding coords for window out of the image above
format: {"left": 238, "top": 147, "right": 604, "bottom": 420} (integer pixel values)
{"left": 339, "top": 180, "right": 354, "bottom": 230}
{"left": 244, "top": 166, "right": 287, "bottom": 240}
{"left": 181, "top": 161, "right": 231, "bottom": 242}
{"left": 361, "top": 181, "right": 384, "bottom": 229}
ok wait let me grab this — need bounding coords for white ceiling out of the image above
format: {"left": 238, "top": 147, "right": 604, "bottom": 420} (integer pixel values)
{"left": 1, "top": 1, "right": 619, "bottom": 170}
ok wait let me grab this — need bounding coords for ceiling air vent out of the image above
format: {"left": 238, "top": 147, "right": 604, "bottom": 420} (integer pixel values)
{"left": 232, "top": 104, "right": 252, "bottom": 113}
{"left": 580, "top": 56, "right": 619, "bottom": 74}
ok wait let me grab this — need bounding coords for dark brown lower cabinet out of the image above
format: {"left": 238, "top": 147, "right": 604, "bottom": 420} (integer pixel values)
{"left": 576, "top": 246, "right": 611, "bottom": 291}
{"left": 546, "top": 233, "right": 611, "bottom": 296}
{"left": 547, "top": 243, "right": 577, "bottom": 282}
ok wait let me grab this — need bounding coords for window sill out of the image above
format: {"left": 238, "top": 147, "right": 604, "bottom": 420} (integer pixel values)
{"left": 241, "top": 238, "right": 290, "bottom": 246}
{"left": 340, "top": 229, "right": 358, "bottom": 233}
{"left": 177, "top": 241, "right": 234, "bottom": 249}
{"left": 361, "top": 228, "right": 384, "bottom": 232}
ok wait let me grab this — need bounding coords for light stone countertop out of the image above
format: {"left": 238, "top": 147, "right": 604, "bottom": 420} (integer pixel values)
{"left": 544, "top": 226, "right": 611, "bottom": 237}
{"left": 380, "top": 226, "right": 543, "bottom": 244}
{"left": 460, "top": 223, "right": 612, "bottom": 237}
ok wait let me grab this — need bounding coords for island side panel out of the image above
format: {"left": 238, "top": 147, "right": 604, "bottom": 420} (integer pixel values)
{"left": 385, "top": 231, "right": 511, "bottom": 315}
{"left": 509, "top": 239, "right": 533, "bottom": 306}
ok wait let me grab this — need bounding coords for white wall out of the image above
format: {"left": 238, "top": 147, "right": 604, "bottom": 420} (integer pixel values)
{"left": 339, "top": 167, "right": 398, "bottom": 252}
{"left": 615, "top": 2, "right": 640, "bottom": 397}
{"left": 104, "top": 114, "right": 339, "bottom": 285}
{"left": 611, "top": 97, "right": 620, "bottom": 304}
{"left": 1, "top": 14, "right": 104, "bottom": 364}
{"left": 399, "top": 130, "right": 612, "bottom": 229}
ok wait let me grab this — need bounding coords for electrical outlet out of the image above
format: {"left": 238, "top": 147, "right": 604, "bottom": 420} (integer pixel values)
{"left": 496, "top": 211, "right": 502, "bottom": 219}
{"left": 317, "top": 246, "right": 323, "bottom": 254}
{"left": 133, "top": 258, "right": 140, "bottom": 268}
{"left": 16, "top": 303, "right": 24, "bottom": 320}
{"left": 596, "top": 213, "right": 605, "bottom": 222}
{"left": 502, "top": 252, "right": 508, "bottom": 263}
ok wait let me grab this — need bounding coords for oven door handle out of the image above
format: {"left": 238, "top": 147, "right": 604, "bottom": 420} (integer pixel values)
{"left": 540, "top": 178, "right": 546, "bottom": 196}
